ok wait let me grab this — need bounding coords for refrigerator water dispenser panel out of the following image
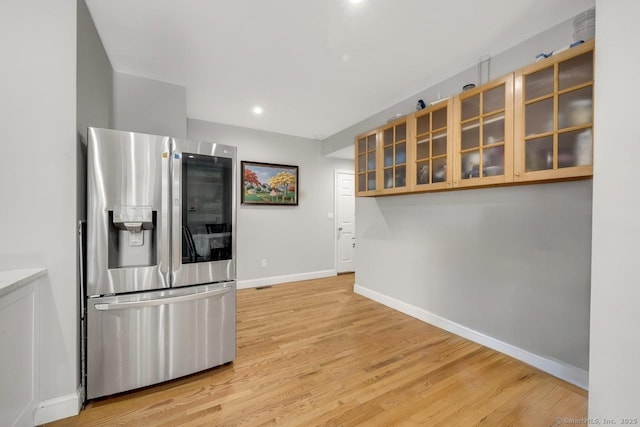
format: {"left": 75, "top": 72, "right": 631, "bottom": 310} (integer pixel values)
{"left": 108, "top": 206, "right": 157, "bottom": 269}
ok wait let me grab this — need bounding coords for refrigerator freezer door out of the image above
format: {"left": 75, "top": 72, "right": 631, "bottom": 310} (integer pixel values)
{"left": 86, "top": 281, "right": 236, "bottom": 399}
{"left": 171, "top": 138, "right": 237, "bottom": 287}
{"left": 87, "top": 128, "right": 172, "bottom": 295}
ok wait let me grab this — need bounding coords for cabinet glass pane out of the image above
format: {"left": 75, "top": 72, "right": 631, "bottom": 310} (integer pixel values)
{"left": 559, "top": 128, "right": 593, "bottom": 168}
{"left": 461, "top": 150, "right": 480, "bottom": 179}
{"left": 367, "top": 172, "right": 376, "bottom": 191}
{"left": 395, "top": 143, "right": 406, "bottom": 164}
{"left": 433, "top": 131, "right": 447, "bottom": 156}
{"left": 383, "top": 147, "right": 393, "bottom": 167}
{"left": 462, "top": 95, "right": 480, "bottom": 121}
{"left": 525, "top": 67, "right": 554, "bottom": 101}
{"left": 417, "top": 139, "right": 429, "bottom": 159}
{"left": 559, "top": 51, "right": 593, "bottom": 91}
{"left": 358, "top": 154, "right": 366, "bottom": 172}
{"left": 396, "top": 123, "right": 407, "bottom": 141}
{"left": 416, "top": 138, "right": 429, "bottom": 160}
{"left": 483, "top": 114, "right": 505, "bottom": 145}
{"left": 432, "top": 157, "right": 447, "bottom": 183}
{"left": 358, "top": 138, "right": 366, "bottom": 154}
{"left": 358, "top": 174, "right": 366, "bottom": 192}
{"left": 483, "top": 146, "right": 504, "bottom": 176}
{"left": 525, "top": 98, "right": 554, "bottom": 136}
{"left": 417, "top": 115, "right": 430, "bottom": 135}
{"left": 384, "top": 168, "right": 393, "bottom": 189}
{"left": 558, "top": 86, "right": 593, "bottom": 129}
{"left": 395, "top": 166, "right": 406, "bottom": 187}
{"left": 383, "top": 128, "right": 393, "bottom": 146}
{"left": 367, "top": 135, "right": 376, "bottom": 151}
{"left": 367, "top": 152, "right": 376, "bottom": 170}
{"left": 461, "top": 120, "right": 480, "bottom": 150}
{"left": 433, "top": 107, "right": 447, "bottom": 130}
{"left": 417, "top": 161, "right": 430, "bottom": 185}
{"left": 525, "top": 136, "right": 553, "bottom": 172}
{"left": 483, "top": 85, "right": 505, "bottom": 114}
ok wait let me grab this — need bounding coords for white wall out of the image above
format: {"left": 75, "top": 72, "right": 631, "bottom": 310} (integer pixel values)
{"left": 340, "top": 12, "right": 594, "bottom": 383}
{"left": 0, "top": 0, "right": 78, "bottom": 413}
{"left": 112, "top": 72, "right": 187, "bottom": 138}
{"left": 188, "top": 119, "right": 353, "bottom": 286}
{"left": 589, "top": 0, "right": 640, "bottom": 419}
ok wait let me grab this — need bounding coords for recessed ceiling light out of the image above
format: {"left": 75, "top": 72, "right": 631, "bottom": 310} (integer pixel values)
{"left": 252, "top": 106, "right": 263, "bottom": 115}
{"left": 349, "top": 0, "right": 364, "bottom": 4}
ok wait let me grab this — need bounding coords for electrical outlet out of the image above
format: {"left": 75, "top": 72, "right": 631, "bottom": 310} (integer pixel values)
{"left": 261, "top": 259, "right": 268, "bottom": 268}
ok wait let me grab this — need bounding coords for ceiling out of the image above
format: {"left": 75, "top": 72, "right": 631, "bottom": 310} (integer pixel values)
{"left": 86, "top": 0, "right": 594, "bottom": 142}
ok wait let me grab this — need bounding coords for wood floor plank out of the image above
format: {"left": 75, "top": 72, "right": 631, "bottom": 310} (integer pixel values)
{"left": 46, "top": 273, "right": 587, "bottom": 426}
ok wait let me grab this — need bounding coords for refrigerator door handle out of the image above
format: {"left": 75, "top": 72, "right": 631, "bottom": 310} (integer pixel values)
{"left": 160, "top": 142, "right": 172, "bottom": 282}
{"left": 94, "top": 286, "right": 233, "bottom": 311}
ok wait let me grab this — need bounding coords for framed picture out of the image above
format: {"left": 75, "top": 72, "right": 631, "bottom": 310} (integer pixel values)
{"left": 241, "top": 161, "right": 298, "bottom": 206}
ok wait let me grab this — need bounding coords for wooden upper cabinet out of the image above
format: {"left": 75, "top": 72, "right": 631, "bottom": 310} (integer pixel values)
{"left": 355, "top": 130, "right": 379, "bottom": 196}
{"left": 354, "top": 40, "right": 594, "bottom": 197}
{"left": 453, "top": 73, "right": 514, "bottom": 188}
{"left": 411, "top": 99, "right": 453, "bottom": 191}
{"left": 514, "top": 40, "right": 594, "bottom": 182}
{"left": 379, "top": 117, "right": 410, "bottom": 195}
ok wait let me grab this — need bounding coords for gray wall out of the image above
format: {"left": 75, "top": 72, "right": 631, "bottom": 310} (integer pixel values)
{"left": 322, "top": 15, "right": 579, "bottom": 156}
{"left": 356, "top": 181, "right": 592, "bottom": 369}
{"left": 77, "top": 0, "right": 113, "bottom": 393}
{"left": 0, "top": 0, "right": 78, "bottom": 402}
{"left": 347, "top": 14, "right": 593, "bottom": 371}
{"left": 589, "top": 0, "right": 640, "bottom": 418}
{"left": 77, "top": 0, "right": 112, "bottom": 142}
{"left": 112, "top": 72, "right": 187, "bottom": 138}
{"left": 188, "top": 119, "right": 353, "bottom": 283}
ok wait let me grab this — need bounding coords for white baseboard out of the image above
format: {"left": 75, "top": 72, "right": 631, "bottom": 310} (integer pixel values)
{"left": 354, "top": 284, "right": 589, "bottom": 390}
{"left": 34, "top": 386, "right": 82, "bottom": 426}
{"left": 237, "top": 270, "right": 336, "bottom": 290}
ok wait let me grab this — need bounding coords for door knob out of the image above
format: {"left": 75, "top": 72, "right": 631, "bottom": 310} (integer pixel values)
{"left": 338, "top": 227, "right": 343, "bottom": 231}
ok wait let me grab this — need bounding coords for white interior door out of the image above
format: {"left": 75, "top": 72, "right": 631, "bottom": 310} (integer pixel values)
{"left": 336, "top": 171, "right": 355, "bottom": 273}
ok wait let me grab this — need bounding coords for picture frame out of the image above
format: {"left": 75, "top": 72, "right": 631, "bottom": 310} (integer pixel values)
{"left": 241, "top": 161, "right": 298, "bottom": 206}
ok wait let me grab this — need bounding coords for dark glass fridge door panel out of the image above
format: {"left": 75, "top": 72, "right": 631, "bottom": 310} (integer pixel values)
{"left": 172, "top": 139, "right": 236, "bottom": 287}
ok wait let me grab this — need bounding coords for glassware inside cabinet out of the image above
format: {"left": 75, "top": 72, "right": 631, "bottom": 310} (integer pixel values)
{"left": 381, "top": 120, "right": 407, "bottom": 191}
{"left": 458, "top": 78, "right": 510, "bottom": 182}
{"left": 525, "top": 136, "right": 554, "bottom": 172}
{"left": 525, "top": 98, "right": 554, "bottom": 136}
{"left": 414, "top": 102, "right": 449, "bottom": 187}
{"left": 516, "top": 41, "right": 594, "bottom": 180}
{"left": 558, "top": 86, "right": 593, "bottom": 129}
{"left": 483, "top": 114, "right": 505, "bottom": 145}
{"left": 558, "top": 128, "right": 592, "bottom": 168}
{"left": 356, "top": 133, "right": 377, "bottom": 193}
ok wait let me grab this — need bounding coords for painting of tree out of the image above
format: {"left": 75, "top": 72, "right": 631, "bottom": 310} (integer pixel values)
{"left": 241, "top": 161, "right": 298, "bottom": 205}
{"left": 243, "top": 168, "right": 261, "bottom": 186}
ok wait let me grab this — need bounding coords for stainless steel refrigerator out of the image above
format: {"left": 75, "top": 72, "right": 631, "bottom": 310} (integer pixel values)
{"left": 84, "top": 127, "right": 236, "bottom": 400}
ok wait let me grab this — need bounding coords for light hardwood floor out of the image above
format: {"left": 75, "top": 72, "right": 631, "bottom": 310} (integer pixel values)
{"left": 47, "top": 274, "right": 587, "bottom": 426}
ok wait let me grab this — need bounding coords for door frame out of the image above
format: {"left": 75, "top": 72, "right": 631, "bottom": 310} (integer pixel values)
{"left": 334, "top": 169, "right": 355, "bottom": 274}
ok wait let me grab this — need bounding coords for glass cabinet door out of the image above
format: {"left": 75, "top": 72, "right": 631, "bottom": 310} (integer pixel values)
{"left": 413, "top": 99, "right": 452, "bottom": 190}
{"left": 355, "top": 130, "right": 378, "bottom": 195}
{"left": 454, "top": 73, "right": 514, "bottom": 187}
{"left": 380, "top": 119, "right": 408, "bottom": 193}
{"left": 515, "top": 40, "right": 594, "bottom": 181}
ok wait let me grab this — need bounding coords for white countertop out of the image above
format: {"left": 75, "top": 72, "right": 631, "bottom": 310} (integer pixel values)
{"left": 0, "top": 268, "right": 47, "bottom": 298}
